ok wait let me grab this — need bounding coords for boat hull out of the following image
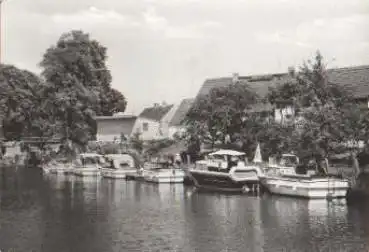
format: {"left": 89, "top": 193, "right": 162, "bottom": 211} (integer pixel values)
{"left": 188, "top": 169, "right": 259, "bottom": 192}
{"left": 49, "top": 168, "right": 74, "bottom": 175}
{"left": 144, "top": 169, "right": 185, "bottom": 184}
{"left": 261, "top": 176, "right": 349, "bottom": 199}
{"left": 46, "top": 163, "right": 74, "bottom": 175}
{"left": 100, "top": 168, "right": 137, "bottom": 179}
{"left": 73, "top": 167, "right": 101, "bottom": 177}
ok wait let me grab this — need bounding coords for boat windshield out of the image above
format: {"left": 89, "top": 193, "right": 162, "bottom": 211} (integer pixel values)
{"left": 280, "top": 155, "right": 299, "bottom": 167}
{"left": 208, "top": 154, "right": 226, "bottom": 161}
{"left": 78, "top": 156, "right": 101, "bottom": 166}
{"left": 104, "top": 157, "right": 131, "bottom": 169}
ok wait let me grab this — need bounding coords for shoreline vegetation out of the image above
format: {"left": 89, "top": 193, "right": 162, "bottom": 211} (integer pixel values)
{"left": 0, "top": 29, "right": 369, "bottom": 197}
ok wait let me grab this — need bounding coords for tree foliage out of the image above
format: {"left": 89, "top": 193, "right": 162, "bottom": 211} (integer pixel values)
{"left": 0, "top": 64, "right": 56, "bottom": 141}
{"left": 184, "top": 83, "right": 260, "bottom": 148}
{"left": 39, "top": 30, "right": 126, "bottom": 148}
{"left": 0, "top": 30, "right": 127, "bottom": 150}
{"left": 183, "top": 51, "right": 369, "bottom": 172}
{"left": 130, "top": 132, "right": 144, "bottom": 154}
{"left": 266, "top": 51, "right": 368, "bottom": 172}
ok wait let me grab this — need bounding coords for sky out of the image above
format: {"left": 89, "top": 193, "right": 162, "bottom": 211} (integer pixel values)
{"left": 2, "top": 0, "right": 369, "bottom": 114}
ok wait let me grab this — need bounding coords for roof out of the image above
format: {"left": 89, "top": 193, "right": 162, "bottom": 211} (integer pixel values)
{"left": 327, "top": 65, "right": 369, "bottom": 99}
{"left": 95, "top": 115, "right": 137, "bottom": 120}
{"left": 169, "top": 98, "right": 195, "bottom": 126}
{"left": 196, "top": 73, "right": 289, "bottom": 101}
{"left": 139, "top": 104, "right": 173, "bottom": 121}
{"left": 196, "top": 65, "right": 369, "bottom": 101}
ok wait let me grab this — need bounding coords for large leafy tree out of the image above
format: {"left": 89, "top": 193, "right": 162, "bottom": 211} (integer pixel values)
{"left": 185, "top": 82, "right": 259, "bottom": 149}
{"left": 39, "top": 30, "right": 127, "bottom": 150}
{"left": 0, "top": 64, "right": 56, "bottom": 141}
{"left": 267, "top": 51, "right": 368, "bottom": 173}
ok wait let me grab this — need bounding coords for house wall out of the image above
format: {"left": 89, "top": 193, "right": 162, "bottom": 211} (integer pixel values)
{"left": 131, "top": 117, "right": 166, "bottom": 141}
{"left": 274, "top": 106, "right": 295, "bottom": 123}
{"left": 168, "top": 126, "right": 186, "bottom": 139}
{"left": 160, "top": 104, "right": 178, "bottom": 138}
{"left": 96, "top": 117, "right": 136, "bottom": 142}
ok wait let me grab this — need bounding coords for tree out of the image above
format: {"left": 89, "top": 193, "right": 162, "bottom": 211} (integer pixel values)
{"left": 39, "top": 30, "right": 127, "bottom": 150}
{"left": 184, "top": 82, "right": 259, "bottom": 149}
{"left": 130, "top": 132, "right": 143, "bottom": 154}
{"left": 266, "top": 51, "right": 368, "bottom": 173}
{"left": 0, "top": 64, "right": 56, "bottom": 141}
{"left": 100, "top": 88, "right": 127, "bottom": 116}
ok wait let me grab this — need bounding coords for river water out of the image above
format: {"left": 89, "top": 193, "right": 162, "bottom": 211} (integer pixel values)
{"left": 0, "top": 167, "right": 368, "bottom": 252}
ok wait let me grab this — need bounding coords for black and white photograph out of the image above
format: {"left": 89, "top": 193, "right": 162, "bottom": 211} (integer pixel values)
{"left": 0, "top": 0, "right": 369, "bottom": 251}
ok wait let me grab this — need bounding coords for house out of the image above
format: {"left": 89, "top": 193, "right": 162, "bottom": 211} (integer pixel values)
{"left": 95, "top": 113, "right": 137, "bottom": 142}
{"left": 132, "top": 104, "right": 173, "bottom": 141}
{"left": 167, "top": 98, "right": 194, "bottom": 138}
{"left": 194, "top": 65, "right": 369, "bottom": 123}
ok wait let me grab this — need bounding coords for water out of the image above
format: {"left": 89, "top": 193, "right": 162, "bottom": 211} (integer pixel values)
{"left": 0, "top": 167, "right": 368, "bottom": 252}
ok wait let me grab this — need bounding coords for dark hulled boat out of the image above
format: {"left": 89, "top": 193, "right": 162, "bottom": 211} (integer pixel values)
{"left": 188, "top": 149, "right": 263, "bottom": 193}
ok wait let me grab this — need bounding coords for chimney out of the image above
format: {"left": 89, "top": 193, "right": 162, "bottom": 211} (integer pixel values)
{"left": 287, "top": 66, "right": 296, "bottom": 77}
{"left": 232, "top": 72, "right": 239, "bottom": 84}
{"left": 153, "top": 103, "right": 159, "bottom": 107}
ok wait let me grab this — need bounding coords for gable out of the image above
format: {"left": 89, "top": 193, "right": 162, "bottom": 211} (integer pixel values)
{"left": 139, "top": 105, "right": 173, "bottom": 121}
{"left": 169, "top": 98, "right": 195, "bottom": 126}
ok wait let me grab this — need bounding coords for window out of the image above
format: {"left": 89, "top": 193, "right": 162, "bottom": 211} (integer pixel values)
{"left": 142, "top": 122, "right": 149, "bottom": 132}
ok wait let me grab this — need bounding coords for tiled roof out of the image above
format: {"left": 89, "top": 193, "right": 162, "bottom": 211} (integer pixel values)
{"left": 139, "top": 104, "right": 173, "bottom": 121}
{"left": 95, "top": 115, "right": 137, "bottom": 120}
{"left": 196, "top": 65, "right": 369, "bottom": 102}
{"left": 327, "top": 65, "right": 369, "bottom": 99}
{"left": 169, "top": 98, "right": 195, "bottom": 126}
{"left": 196, "top": 73, "right": 289, "bottom": 101}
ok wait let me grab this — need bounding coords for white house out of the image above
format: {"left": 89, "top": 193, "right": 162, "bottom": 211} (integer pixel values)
{"left": 131, "top": 104, "right": 173, "bottom": 141}
{"left": 95, "top": 113, "right": 137, "bottom": 142}
{"left": 167, "top": 98, "right": 194, "bottom": 138}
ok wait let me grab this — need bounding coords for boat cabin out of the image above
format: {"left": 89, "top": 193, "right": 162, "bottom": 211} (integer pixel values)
{"left": 196, "top": 149, "right": 247, "bottom": 173}
{"left": 74, "top": 153, "right": 104, "bottom": 168}
{"left": 267, "top": 154, "right": 299, "bottom": 175}
{"left": 103, "top": 154, "right": 134, "bottom": 169}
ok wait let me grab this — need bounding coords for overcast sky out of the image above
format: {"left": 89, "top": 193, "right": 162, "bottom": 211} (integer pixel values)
{"left": 2, "top": 0, "right": 369, "bottom": 114}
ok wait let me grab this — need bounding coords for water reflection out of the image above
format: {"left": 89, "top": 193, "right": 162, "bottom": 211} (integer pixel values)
{"left": 0, "top": 167, "right": 369, "bottom": 252}
{"left": 260, "top": 196, "right": 365, "bottom": 252}
{"left": 183, "top": 191, "right": 266, "bottom": 252}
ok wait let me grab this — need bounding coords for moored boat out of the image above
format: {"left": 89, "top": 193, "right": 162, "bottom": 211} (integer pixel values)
{"left": 141, "top": 161, "right": 185, "bottom": 183}
{"left": 143, "top": 167, "right": 185, "bottom": 183}
{"left": 101, "top": 154, "right": 137, "bottom": 179}
{"left": 261, "top": 174, "right": 349, "bottom": 199}
{"left": 188, "top": 149, "right": 263, "bottom": 192}
{"left": 260, "top": 154, "right": 350, "bottom": 199}
{"left": 72, "top": 153, "right": 103, "bottom": 177}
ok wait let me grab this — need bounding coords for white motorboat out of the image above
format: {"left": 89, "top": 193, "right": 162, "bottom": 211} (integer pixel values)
{"left": 260, "top": 154, "right": 349, "bottom": 199}
{"left": 143, "top": 167, "right": 186, "bottom": 183}
{"left": 141, "top": 161, "right": 186, "bottom": 183}
{"left": 72, "top": 153, "right": 104, "bottom": 177}
{"left": 188, "top": 149, "right": 263, "bottom": 192}
{"left": 101, "top": 154, "right": 137, "bottom": 179}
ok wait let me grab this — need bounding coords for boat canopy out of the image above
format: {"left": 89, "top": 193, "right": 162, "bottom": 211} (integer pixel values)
{"left": 104, "top": 154, "right": 134, "bottom": 168}
{"left": 76, "top": 153, "right": 104, "bottom": 165}
{"left": 79, "top": 153, "right": 102, "bottom": 158}
{"left": 281, "top": 153, "right": 297, "bottom": 157}
{"left": 209, "top": 149, "right": 245, "bottom": 156}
